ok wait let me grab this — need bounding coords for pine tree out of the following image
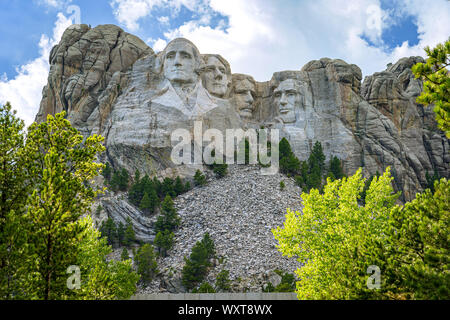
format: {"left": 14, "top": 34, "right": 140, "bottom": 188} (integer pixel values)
{"left": 194, "top": 169, "right": 206, "bottom": 186}
{"left": 119, "top": 168, "right": 129, "bottom": 191}
{"left": 123, "top": 217, "right": 136, "bottom": 246}
{"left": 215, "top": 269, "right": 231, "bottom": 292}
{"left": 102, "top": 162, "right": 112, "bottom": 182}
{"left": 329, "top": 156, "right": 344, "bottom": 180}
{"left": 184, "top": 181, "right": 191, "bottom": 192}
{"left": 135, "top": 244, "right": 158, "bottom": 285}
{"left": 117, "top": 222, "right": 125, "bottom": 246}
{"left": 121, "top": 247, "right": 130, "bottom": 261}
{"left": 100, "top": 218, "right": 117, "bottom": 247}
{"left": 174, "top": 176, "right": 185, "bottom": 195}
{"left": 154, "top": 195, "right": 181, "bottom": 233}
{"left": 201, "top": 232, "right": 215, "bottom": 259}
{"left": 140, "top": 192, "right": 152, "bottom": 214}
{"left": 154, "top": 229, "right": 175, "bottom": 257}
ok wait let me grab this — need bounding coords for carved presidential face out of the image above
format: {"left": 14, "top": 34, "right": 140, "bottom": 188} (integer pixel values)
{"left": 273, "top": 79, "right": 300, "bottom": 124}
{"left": 233, "top": 78, "right": 256, "bottom": 119}
{"left": 163, "top": 40, "right": 198, "bottom": 84}
{"left": 202, "top": 56, "right": 230, "bottom": 98}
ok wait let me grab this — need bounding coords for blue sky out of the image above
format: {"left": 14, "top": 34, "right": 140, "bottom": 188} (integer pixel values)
{"left": 0, "top": 0, "right": 449, "bottom": 126}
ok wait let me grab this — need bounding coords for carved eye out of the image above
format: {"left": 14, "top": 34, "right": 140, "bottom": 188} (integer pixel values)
{"left": 219, "top": 68, "right": 226, "bottom": 73}
{"left": 182, "top": 52, "right": 191, "bottom": 59}
{"left": 166, "top": 52, "right": 175, "bottom": 59}
{"left": 274, "top": 92, "right": 281, "bottom": 98}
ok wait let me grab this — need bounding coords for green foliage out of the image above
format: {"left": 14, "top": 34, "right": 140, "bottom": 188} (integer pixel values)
{"left": 184, "top": 181, "right": 191, "bottom": 192}
{"left": 212, "top": 162, "right": 228, "bottom": 178}
{"left": 100, "top": 218, "right": 118, "bottom": 247}
{"left": 194, "top": 169, "right": 207, "bottom": 186}
{"left": 123, "top": 217, "right": 136, "bottom": 247}
{"left": 375, "top": 178, "right": 450, "bottom": 300}
{"left": 162, "top": 177, "right": 176, "bottom": 198}
{"left": 102, "top": 162, "right": 112, "bottom": 182}
{"left": 154, "top": 195, "right": 181, "bottom": 233}
{"left": 280, "top": 181, "right": 285, "bottom": 191}
{"left": 110, "top": 167, "right": 129, "bottom": 192}
{"left": 329, "top": 156, "right": 345, "bottom": 180}
{"left": 73, "top": 216, "right": 139, "bottom": 300}
{"left": 135, "top": 244, "right": 158, "bottom": 286}
{"left": 181, "top": 233, "right": 215, "bottom": 291}
{"left": 412, "top": 38, "right": 450, "bottom": 137}
{"left": 154, "top": 229, "right": 175, "bottom": 257}
{"left": 201, "top": 232, "right": 215, "bottom": 259}
{"left": 273, "top": 168, "right": 400, "bottom": 299}
{"left": 1, "top": 107, "right": 138, "bottom": 299}
{"left": 193, "top": 282, "right": 216, "bottom": 293}
{"left": 215, "top": 269, "right": 231, "bottom": 292}
{"left": 121, "top": 247, "right": 130, "bottom": 261}
{"left": 174, "top": 176, "right": 185, "bottom": 195}
{"left": 425, "top": 170, "right": 440, "bottom": 193}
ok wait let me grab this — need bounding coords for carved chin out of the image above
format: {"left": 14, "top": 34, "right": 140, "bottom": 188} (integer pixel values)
{"left": 239, "top": 108, "right": 254, "bottom": 118}
{"left": 279, "top": 111, "right": 296, "bottom": 123}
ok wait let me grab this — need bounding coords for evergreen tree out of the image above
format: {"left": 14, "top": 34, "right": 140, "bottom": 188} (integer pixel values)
{"left": 154, "top": 229, "right": 175, "bottom": 257}
{"left": 174, "top": 176, "right": 185, "bottom": 195}
{"left": 215, "top": 269, "right": 231, "bottom": 292}
{"left": 153, "top": 177, "right": 162, "bottom": 197}
{"left": 308, "top": 141, "right": 326, "bottom": 174}
{"left": 425, "top": 170, "right": 440, "bottom": 193}
{"left": 121, "top": 247, "right": 130, "bottom": 261}
{"left": 181, "top": 241, "right": 210, "bottom": 290}
{"left": 162, "top": 177, "right": 176, "bottom": 198}
{"left": 184, "top": 181, "right": 191, "bottom": 192}
{"left": 123, "top": 217, "right": 136, "bottom": 246}
{"left": 117, "top": 222, "right": 125, "bottom": 246}
{"left": 412, "top": 39, "right": 450, "bottom": 137}
{"left": 280, "top": 181, "right": 285, "bottom": 190}
{"left": 154, "top": 195, "right": 181, "bottom": 233}
{"left": 119, "top": 168, "right": 129, "bottom": 191}
{"left": 194, "top": 169, "right": 206, "bottom": 186}
{"left": 0, "top": 108, "right": 138, "bottom": 299}
{"left": 212, "top": 162, "right": 228, "bottom": 178}
{"left": 193, "top": 282, "right": 216, "bottom": 293}
{"left": 102, "top": 162, "right": 112, "bottom": 182}
{"left": 135, "top": 244, "right": 158, "bottom": 285}
{"left": 110, "top": 170, "right": 121, "bottom": 192}
{"left": 140, "top": 192, "right": 152, "bottom": 214}
{"left": 279, "top": 137, "right": 293, "bottom": 159}
{"left": 201, "top": 232, "right": 215, "bottom": 259}
{"left": 329, "top": 156, "right": 345, "bottom": 180}
{"left": 100, "top": 218, "right": 117, "bottom": 247}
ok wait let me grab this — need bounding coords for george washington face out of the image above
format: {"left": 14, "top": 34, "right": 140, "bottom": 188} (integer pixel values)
{"left": 163, "top": 39, "right": 199, "bottom": 84}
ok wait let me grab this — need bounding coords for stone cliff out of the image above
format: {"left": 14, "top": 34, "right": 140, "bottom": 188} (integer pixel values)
{"left": 36, "top": 24, "right": 449, "bottom": 204}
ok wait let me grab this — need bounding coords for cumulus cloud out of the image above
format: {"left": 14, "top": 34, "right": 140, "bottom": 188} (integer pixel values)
{"left": 0, "top": 13, "right": 73, "bottom": 127}
{"left": 112, "top": 0, "right": 450, "bottom": 81}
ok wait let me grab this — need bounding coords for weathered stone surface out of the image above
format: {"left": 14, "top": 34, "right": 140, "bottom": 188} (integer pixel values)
{"left": 35, "top": 24, "right": 449, "bottom": 292}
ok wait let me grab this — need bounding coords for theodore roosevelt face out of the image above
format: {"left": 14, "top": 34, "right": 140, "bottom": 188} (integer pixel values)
{"left": 273, "top": 79, "right": 300, "bottom": 124}
{"left": 163, "top": 40, "right": 198, "bottom": 84}
{"left": 202, "top": 56, "right": 230, "bottom": 98}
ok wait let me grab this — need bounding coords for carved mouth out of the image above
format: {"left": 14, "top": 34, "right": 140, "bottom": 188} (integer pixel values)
{"left": 279, "top": 108, "right": 292, "bottom": 114}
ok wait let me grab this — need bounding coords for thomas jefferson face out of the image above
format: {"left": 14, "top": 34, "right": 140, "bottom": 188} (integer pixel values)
{"left": 202, "top": 56, "right": 230, "bottom": 98}
{"left": 233, "top": 78, "right": 256, "bottom": 119}
{"left": 163, "top": 40, "right": 197, "bottom": 84}
{"left": 273, "top": 79, "right": 299, "bottom": 123}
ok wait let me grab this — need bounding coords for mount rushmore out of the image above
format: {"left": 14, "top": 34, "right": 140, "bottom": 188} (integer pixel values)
{"left": 35, "top": 24, "right": 449, "bottom": 204}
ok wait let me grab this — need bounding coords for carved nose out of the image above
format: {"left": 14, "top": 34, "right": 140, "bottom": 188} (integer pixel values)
{"left": 245, "top": 92, "right": 253, "bottom": 103}
{"left": 280, "top": 93, "right": 287, "bottom": 105}
{"left": 174, "top": 53, "right": 182, "bottom": 66}
{"left": 215, "top": 73, "right": 222, "bottom": 80}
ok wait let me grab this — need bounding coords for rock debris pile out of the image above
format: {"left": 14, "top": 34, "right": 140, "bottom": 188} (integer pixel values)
{"left": 137, "top": 164, "right": 304, "bottom": 294}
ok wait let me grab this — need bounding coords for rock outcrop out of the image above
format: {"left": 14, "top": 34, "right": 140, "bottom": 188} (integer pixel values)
{"left": 36, "top": 24, "right": 449, "bottom": 203}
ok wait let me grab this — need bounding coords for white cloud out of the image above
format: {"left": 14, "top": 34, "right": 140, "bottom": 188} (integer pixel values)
{"left": 36, "top": 0, "right": 73, "bottom": 9}
{"left": 115, "top": 0, "right": 449, "bottom": 82}
{"left": 0, "top": 13, "right": 73, "bottom": 127}
{"left": 158, "top": 15, "right": 170, "bottom": 25}
{"left": 110, "top": 0, "right": 167, "bottom": 31}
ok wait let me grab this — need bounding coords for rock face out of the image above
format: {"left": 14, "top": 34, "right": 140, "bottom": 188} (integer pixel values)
{"left": 36, "top": 24, "right": 449, "bottom": 203}
{"left": 35, "top": 24, "right": 449, "bottom": 290}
